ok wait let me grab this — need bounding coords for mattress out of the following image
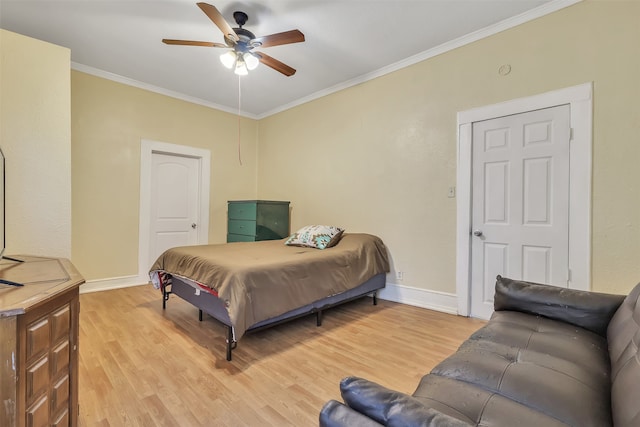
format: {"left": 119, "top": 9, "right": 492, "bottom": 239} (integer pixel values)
{"left": 149, "top": 233, "right": 390, "bottom": 339}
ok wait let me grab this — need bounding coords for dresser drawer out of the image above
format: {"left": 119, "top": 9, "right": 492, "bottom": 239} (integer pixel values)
{"left": 228, "top": 219, "right": 256, "bottom": 236}
{"left": 227, "top": 233, "right": 256, "bottom": 243}
{"left": 228, "top": 202, "right": 257, "bottom": 220}
{"left": 256, "top": 205, "right": 290, "bottom": 239}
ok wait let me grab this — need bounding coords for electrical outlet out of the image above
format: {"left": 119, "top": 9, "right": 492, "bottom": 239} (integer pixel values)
{"left": 396, "top": 271, "right": 404, "bottom": 281}
{"left": 447, "top": 186, "right": 456, "bottom": 198}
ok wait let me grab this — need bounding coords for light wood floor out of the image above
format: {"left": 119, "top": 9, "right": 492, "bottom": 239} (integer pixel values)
{"left": 78, "top": 285, "right": 485, "bottom": 426}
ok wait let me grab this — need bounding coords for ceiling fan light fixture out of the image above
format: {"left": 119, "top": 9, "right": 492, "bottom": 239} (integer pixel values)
{"left": 220, "top": 50, "right": 236, "bottom": 69}
{"left": 234, "top": 59, "right": 248, "bottom": 76}
{"left": 164, "top": 4, "right": 303, "bottom": 77}
{"left": 244, "top": 52, "right": 259, "bottom": 71}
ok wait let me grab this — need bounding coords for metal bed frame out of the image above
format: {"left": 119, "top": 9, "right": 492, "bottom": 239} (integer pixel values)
{"left": 162, "top": 273, "right": 386, "bottom": 361}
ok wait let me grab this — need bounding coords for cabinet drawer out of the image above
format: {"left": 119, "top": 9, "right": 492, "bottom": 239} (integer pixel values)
{"left": 227, "top": 233, "right": 256, "bottom": 243}
{"left": 228, "top": 202, "right": 257, "bottom": 220}
{"left": 26, "top": 318, "right": 50, "bottom": 362}
{"left": 52, "top": 341, "right": 70, "bottom": 376}
{"left": 26, "top": 396, "right": 48, "bottom": 427}
{"left": 228, "top": 219, "right": 256, "bottom": 236}
{"left": 27, "top": 356, "right": 49, "bottom": 402}
{"left": 51, "top": 305, "right": 70, "bottom": 344}
{"left": 51, "top": 375, "right": 70, "bottom": 417}
{"left": 256, "top": 205, "right": 290, "bottom": 239}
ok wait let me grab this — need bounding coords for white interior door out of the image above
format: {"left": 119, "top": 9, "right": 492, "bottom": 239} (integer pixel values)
{"left": 149, "top": 152, "right": 200, "bottom": 262}
{"left": 470, "top": 105, "right": 571, "bottom": 319}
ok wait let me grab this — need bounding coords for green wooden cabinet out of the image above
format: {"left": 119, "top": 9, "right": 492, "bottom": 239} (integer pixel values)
{"left": 227, "top": 200, "right": 290, "bottom": 242}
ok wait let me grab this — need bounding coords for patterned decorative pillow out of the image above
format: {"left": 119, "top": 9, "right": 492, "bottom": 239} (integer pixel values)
{"left": 285, "top": 225, "right": 345, "bottom": 250}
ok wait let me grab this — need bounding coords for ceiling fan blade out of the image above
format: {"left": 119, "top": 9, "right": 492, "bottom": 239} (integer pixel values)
{"left": 162, "top": 39, "right": 227, "bottom": 48}
{"left": 255, "top": 52, "right": 296, "bottom": 76}
{"left": 197, "top": 2, "right": 238, "bottom": 42}
{"left": 253, "top": 29, "right": 305, "bottom": 48}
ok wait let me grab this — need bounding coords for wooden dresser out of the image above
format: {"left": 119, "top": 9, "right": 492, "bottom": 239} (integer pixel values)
{"left": 227, "top": 200, "right": 290, "bottom": 242}
{"left": 0, "top": 256, "right": 84, "bottom": 427}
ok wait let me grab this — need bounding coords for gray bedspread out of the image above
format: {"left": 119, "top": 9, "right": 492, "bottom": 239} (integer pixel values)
{"left": 149, "top": 233, "right": 390, "bottom": 339}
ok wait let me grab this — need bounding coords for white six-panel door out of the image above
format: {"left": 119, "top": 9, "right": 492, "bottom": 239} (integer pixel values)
{"left": 470, "top": 105, "right": 571, "bottom": 319}
{"left": 149, "top": 152, "right": 200, "bottom": 262}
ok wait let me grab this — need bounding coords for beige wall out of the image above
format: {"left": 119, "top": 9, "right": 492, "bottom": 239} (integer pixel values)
{"left": 6, "top": 1, "right": 638, "bottom": 295}
{"left": 257, "top": 0, "right": 640, "bottom": 295}
{"left": 71, "top": 72, "right": 258, "bottom": 280}
{"left": 0, "top": 30, "right": 71, "bottom": 258}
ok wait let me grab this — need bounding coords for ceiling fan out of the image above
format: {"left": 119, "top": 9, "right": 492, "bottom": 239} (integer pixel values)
{"left": 163, "top": 2, "right": 305, "bottom": 76}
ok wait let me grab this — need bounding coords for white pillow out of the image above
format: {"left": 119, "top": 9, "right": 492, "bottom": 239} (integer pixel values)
{"left": 285, "top": 225, "right": 345, "bottom": 250}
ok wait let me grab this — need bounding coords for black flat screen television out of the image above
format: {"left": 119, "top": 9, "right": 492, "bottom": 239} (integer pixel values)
{"left": 0, "top": 147, "right": 6, "bottom": 260}
{"left": 0, "top": 148, "right": 24, "bottom": 287}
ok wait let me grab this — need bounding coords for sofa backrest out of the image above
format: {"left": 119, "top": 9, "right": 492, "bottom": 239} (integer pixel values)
{"left": 607, "top": 282, "right": 640, "bottom": 427}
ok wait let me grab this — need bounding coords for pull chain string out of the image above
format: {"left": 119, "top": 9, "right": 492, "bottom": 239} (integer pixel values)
{"left": 237, "top": 75, "right": 243, "bottom": 166}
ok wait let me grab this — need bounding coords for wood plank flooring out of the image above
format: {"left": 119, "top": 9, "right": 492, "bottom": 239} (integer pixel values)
{"left": 78, "top": 285, "right": 485, "bottom": 426}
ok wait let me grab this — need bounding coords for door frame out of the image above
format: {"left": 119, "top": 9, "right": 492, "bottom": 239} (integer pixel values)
{"left": 455, "top": 83, "right": 592, "bottom": 316}
{"left": 138, "top": 139, "right": 211, "bottom": 280}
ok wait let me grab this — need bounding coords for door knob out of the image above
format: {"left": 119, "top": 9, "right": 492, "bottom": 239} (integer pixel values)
{"left": 473, "top": 229, "right": 483, "bottom": 237}
{"left": 191, "top": 223, "right": 197, "bottom": 229}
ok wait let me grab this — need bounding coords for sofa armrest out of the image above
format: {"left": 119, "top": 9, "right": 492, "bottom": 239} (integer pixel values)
{"left": 494, "top": 275, "right": 625, "bottom": 337}
{"left": 339, "top": 377, "right": 472, "bottom": 427}
{"left": 319, "top": 400, "right": 385, "bottom": 427}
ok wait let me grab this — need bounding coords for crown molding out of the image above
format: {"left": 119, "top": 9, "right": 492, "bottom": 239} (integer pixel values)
{"left": 70, "top": 62, "right": 259, "bottom": 120}
{"left": 71, "top": 0, "right": 581, "bottom": 120}
{"left": 256, "top": 0, "right": 582, "bottom": 119}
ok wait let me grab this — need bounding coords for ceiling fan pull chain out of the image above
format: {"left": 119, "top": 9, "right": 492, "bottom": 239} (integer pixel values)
{"left": 238, "top": 74, "right": 243, "bottom": 166}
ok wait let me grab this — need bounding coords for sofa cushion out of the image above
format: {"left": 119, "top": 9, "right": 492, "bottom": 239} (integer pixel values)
{"left": 413, "top": 375, "right": 567, "bottom": 427}
{"left": 494, "top": 275, "right": 625, "bottom": 337}
{"left": 607, "top": 282, "right": 640, "bottom": 427}
{"left": 475, "top": 311, "right": 611, "bottom": 376}
{"left": 319, "top": 400, "right": 385, "bottom": 427}
{"left": 413, "top": 311, "right": 613, "bottom": 426}
{"left": 339, "top": 377, "right": 473, "bottom": 426}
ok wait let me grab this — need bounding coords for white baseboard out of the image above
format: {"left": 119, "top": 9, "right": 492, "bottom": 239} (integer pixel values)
{"left": 378, "top": 282, "right": 459, "bottom": 315}
{"left": 80, "top": 274, "right": 149, "bottom": 294}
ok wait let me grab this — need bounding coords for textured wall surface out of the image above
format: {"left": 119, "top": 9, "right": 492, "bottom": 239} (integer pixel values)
{"left": 0, "top": 30, "right": 71, "bottom": 258}
{"left": 71, "top": 72, "right": 258, "bottom": 280}
{"left": 257, "top": 1, "right": 640, "bottom": 295}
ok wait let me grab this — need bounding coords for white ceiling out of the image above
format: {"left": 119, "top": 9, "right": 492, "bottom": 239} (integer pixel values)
{"left": 0, "top": 0, "right": 570, "bottom": 118}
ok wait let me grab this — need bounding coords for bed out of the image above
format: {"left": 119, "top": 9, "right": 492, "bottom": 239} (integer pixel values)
{"left": 149, "top": 233, "right": 390, "bottom": 360}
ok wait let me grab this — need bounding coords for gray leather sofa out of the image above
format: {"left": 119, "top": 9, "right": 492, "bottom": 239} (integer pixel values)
{"left": 319, "top": 276, "right": 640, "bottom": 427}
